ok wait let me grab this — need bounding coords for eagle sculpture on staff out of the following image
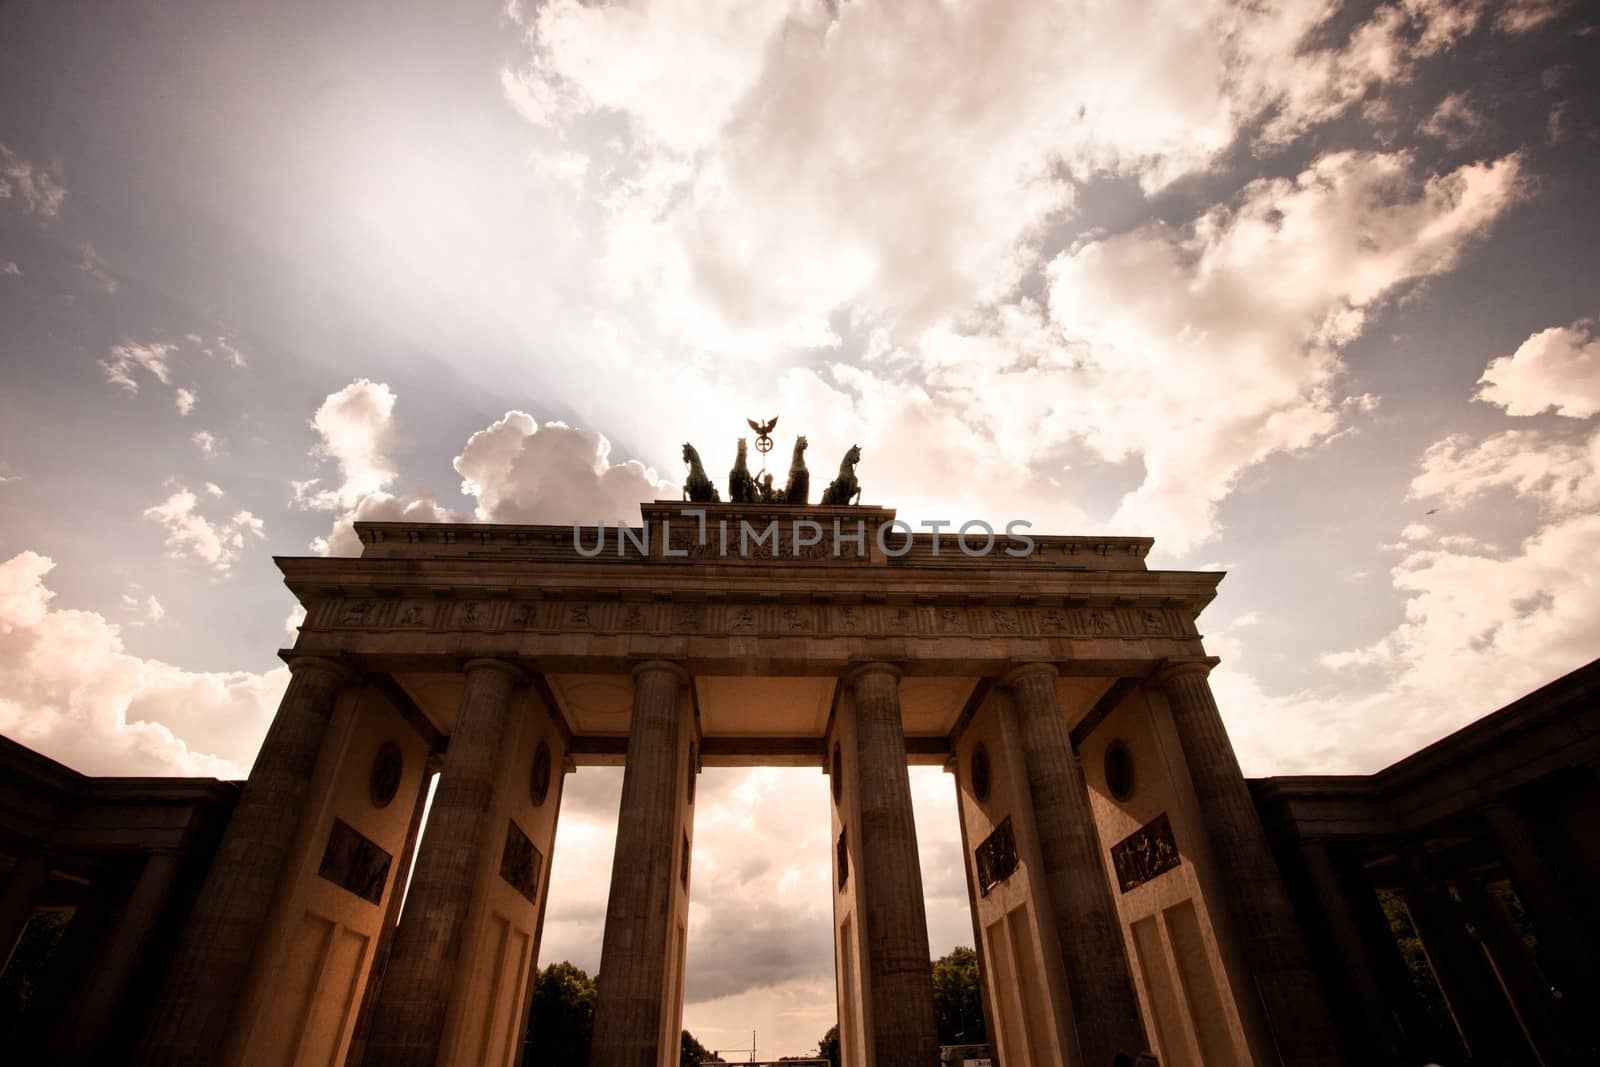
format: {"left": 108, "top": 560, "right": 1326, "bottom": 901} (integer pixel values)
{"left": 747, "top": 416, "right": 778, "bottom": 475}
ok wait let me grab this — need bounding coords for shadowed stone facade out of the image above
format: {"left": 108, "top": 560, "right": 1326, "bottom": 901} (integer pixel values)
{"left": 2, "top": 500, "right": 1592, "bottom": 1065}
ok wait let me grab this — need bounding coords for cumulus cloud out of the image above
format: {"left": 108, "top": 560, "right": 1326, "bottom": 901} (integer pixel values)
{"left": 1478, "top": 318, "right": 1600, "bottom": 418}
{"left": 0, "top": 141, "right": 66, "bottom": 220}
{"left": 0, "top": 551, "right": 285, "bottom": 777}
{"left": 294, "top": 381, "right": 679, "bottom": 554}
{"left": 849, "top": 150, "right": 1522, "bottom": 550}
{"left": 1, "top": 259, "right": 20, "bottom": 277}
{"left": 192, "top": 430, "right": 220, "bottom": 457}
{"left": 143, "top": 485, "right": 266, "bottom": 574}
{"left": 456, "top": 411, "right": 677, "bottom": 523}
{"left": 293, "top": 378, "right": 401, "bottom": 511}
{"left": 99, "top": 335, "right": 244, "bottom": 409}
{"left": 1409, "top": 428, "right": 1600, "bottom": 515}
{"left": 1219, "top": 423, "right": 1600, "bottom": 774}
{"left": 1419, "top": 91, "right": 1489, "bottom": 149}
{"left": 101, "top": 341, "right": 176, "bottom": 393}
{"left": 503, "top": 0, "right": 1521, "bottom": 350}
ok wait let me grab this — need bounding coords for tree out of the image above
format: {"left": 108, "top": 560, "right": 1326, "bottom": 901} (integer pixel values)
{"left": 817, "top": 1024, "right": 840, "bottom": 1066}
{"left": 931, "top": 946, "right": 986, "bottom": 1046}
{"left": 681, "top": 1028, "right": 723, "bottom": 1065}
{"left": 522, "top": 961, "right": 598, "bottom": 1066}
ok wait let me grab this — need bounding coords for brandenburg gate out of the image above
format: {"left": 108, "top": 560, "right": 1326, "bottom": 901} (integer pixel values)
{"left": 131, "top": 450, "right": 1341, "bottom": 1065}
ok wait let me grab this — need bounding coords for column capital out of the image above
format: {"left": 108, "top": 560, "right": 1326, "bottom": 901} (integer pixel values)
{"left": 843, "top": 660, "right": 901, "bottom": 685}
{"left": 999, "top": 661, "right": 1060, "bottom": 689}
{"left": 1153, "top": 656, "right": 1220, "bottom": 687}
{"left": 630, "top": 658, "right": 690, "bottom": 686}
{"left": 282, "top": 653, "right": 361, "bottom": 686}
{"left": 462, "top": 657, "right": 526, "bottom": 684}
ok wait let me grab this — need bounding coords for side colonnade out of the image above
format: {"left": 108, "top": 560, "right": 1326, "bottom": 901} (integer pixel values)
{"left": 131, "top": 647, "right": 1337, "bottom": 1067}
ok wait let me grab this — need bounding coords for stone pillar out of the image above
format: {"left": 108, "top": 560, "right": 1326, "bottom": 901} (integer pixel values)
{"left": 1393, "top": 841, "right": 1519, "bottom": 1062}
{"left": 999, "top": 663, "right": 1148, "bottom": 1065}
{"left": 364, "top": 658, "right": 522, "bottom": 1066}
{"left": 1154, "top": 658, "right": 1340, "bottom": 1066}
{"left": 1451, "top": 870, "right": 1573, "bottom": 1062}
{"left": 57, "top": 849, "right": 184, "bottom": 1065}
{"left": 1294, "top": 840, "right": 1403, "bottom": 1061}
{"left": 137, "top": 654, "right": 358, "bottom": 1066}
{"left": 1483, "top": 800, "right": 1599, "bottom": 1012}
{"left": 0, "top": 847, "right": 54, "bottom": 966}
{"left": 591, "top": 660, "right": 695, "bottom": 1067}
{"left": 845, "top": 663, "right": 939, "bottom": 1067}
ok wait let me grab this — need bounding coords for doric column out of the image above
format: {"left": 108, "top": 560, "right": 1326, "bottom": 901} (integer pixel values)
{"left": 591, "top": 660, "right": 694, "bottom": 1067}
{"left": 847, "top": 663, "right": 939, "bottom": 1067}
{"left": 57, "top": 849, "right": 184, "bottom": 1064}
{"left": 1000, "top": 663, "right": 1148, "bottom": 1065}
{"left": 365, "top": 658, "right": 522, "bottom": 1066}
{"left": 1154, "top": 658, "right": 1340, "bottom": 1066}
{"left": 1294, "top": 840, "right": 1402, "bottom": 1061}
{"left": 0, "top": 846, "right": 54, "bottom": 965}
{"left": 1451, "top": 869, "right": 1573, "bottom": 1062}
{"left": 137, "top": 654, "right": 358, "bottom": 1066}
{"left": 1393, "top": 841, "right": 1519, "bottom": 1061}
{"left": 1483, "top": 799, "right": 1599, "bottom": 1012}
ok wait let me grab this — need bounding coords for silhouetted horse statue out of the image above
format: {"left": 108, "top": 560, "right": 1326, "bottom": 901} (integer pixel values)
{"left": 682, "top": 442, "right": 720, "bottom": 503}
{"left": 821, "top": 444, "right": 862, "bottom": 506}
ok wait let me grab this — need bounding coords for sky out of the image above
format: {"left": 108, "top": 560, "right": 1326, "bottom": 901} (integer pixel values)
{"left": 1, "top": 0, "right": 1598, "bottom": 1056}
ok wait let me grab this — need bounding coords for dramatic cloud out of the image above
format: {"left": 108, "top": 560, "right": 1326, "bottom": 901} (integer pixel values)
{"left": 295, "top": 381, "right": 678, "bottom": 554}
{"left": 839, "top": 150, "right": 1521, "bottom": 549}
{"left": 143, "top": 485, "right": 267, "bottom": 574}
{"left": 293, "top": 378, "right": 401, "bottom": 511}
{"left": 0, "top": 551, "right": 285, "bottom": 776}
{"left": 504, "top": 0, "right": 1531, "bottom": 350}
{"left": 458, "top": 411, "right": 682, "bottom": 523}
{"left": 0, "top": 141, "right": 66, "bottom": 219}
{"left": 1478, "top": 317, "right": 1600, "bottom": 418}
{"left": 1219, "top": 422, "right": 1600, "bottom": 775}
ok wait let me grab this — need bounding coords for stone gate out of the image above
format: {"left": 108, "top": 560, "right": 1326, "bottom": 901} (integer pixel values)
{"left": 132, "top": 500, "right": 1339, "bottom": 1067}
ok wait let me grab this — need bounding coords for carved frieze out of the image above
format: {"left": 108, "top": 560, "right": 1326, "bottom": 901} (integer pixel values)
{"left": 315, "top": 595, "right": 1193, "bottom": 641}
{"left": 317, "top": 818, "right": 392, "bottom": 905}
{"left": 499, "top": 820, "right": 543, "bottom": 904}
{"left": 1110, "top": 812, "right": 1181, "bottom": 894}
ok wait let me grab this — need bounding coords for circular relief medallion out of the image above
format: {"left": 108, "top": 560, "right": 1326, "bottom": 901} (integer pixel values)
{"left": 687, "top": 742, "right": 698, "bottom": 805}
{"left": 831, "top": 741, "right": 843, "bottom": 805}
{"left": 1104, "top": 740, "right": 1135, "bottom": 802}
{"left": 530, "top": 741, "right": 552, "bottom": 807}
{"left": 369, "top": 740, "right": 403, "bottom": 809}
{"left": 970, "top": 741, "right": 991, "bottom": 802}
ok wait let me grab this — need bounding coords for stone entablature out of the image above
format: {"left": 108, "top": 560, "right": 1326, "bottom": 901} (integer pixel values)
{"left": 354, "top": 502, "right": 1155, "bottom": 571}
{"left": 285, "top": 506, "right": 1213, "bottom": 680}
{"left": 1252, "top": 659, "right": 1600, "bottom": 840}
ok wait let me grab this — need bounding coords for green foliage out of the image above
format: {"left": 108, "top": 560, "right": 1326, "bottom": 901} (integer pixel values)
{"left": 817, "top": 1024, "right": 840, "bottom": 1066}
{"left": 522, "top": 961, "right": 597, "bottom": 1067}
{"left": 681, "top": 1028, "right": 723, "bottom": 1064}
{"left": 931, "top": 946, "right": 986, "bottom": 1045}
{"left": 0, "top": 907, "right": 73, "bottom": 1036}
